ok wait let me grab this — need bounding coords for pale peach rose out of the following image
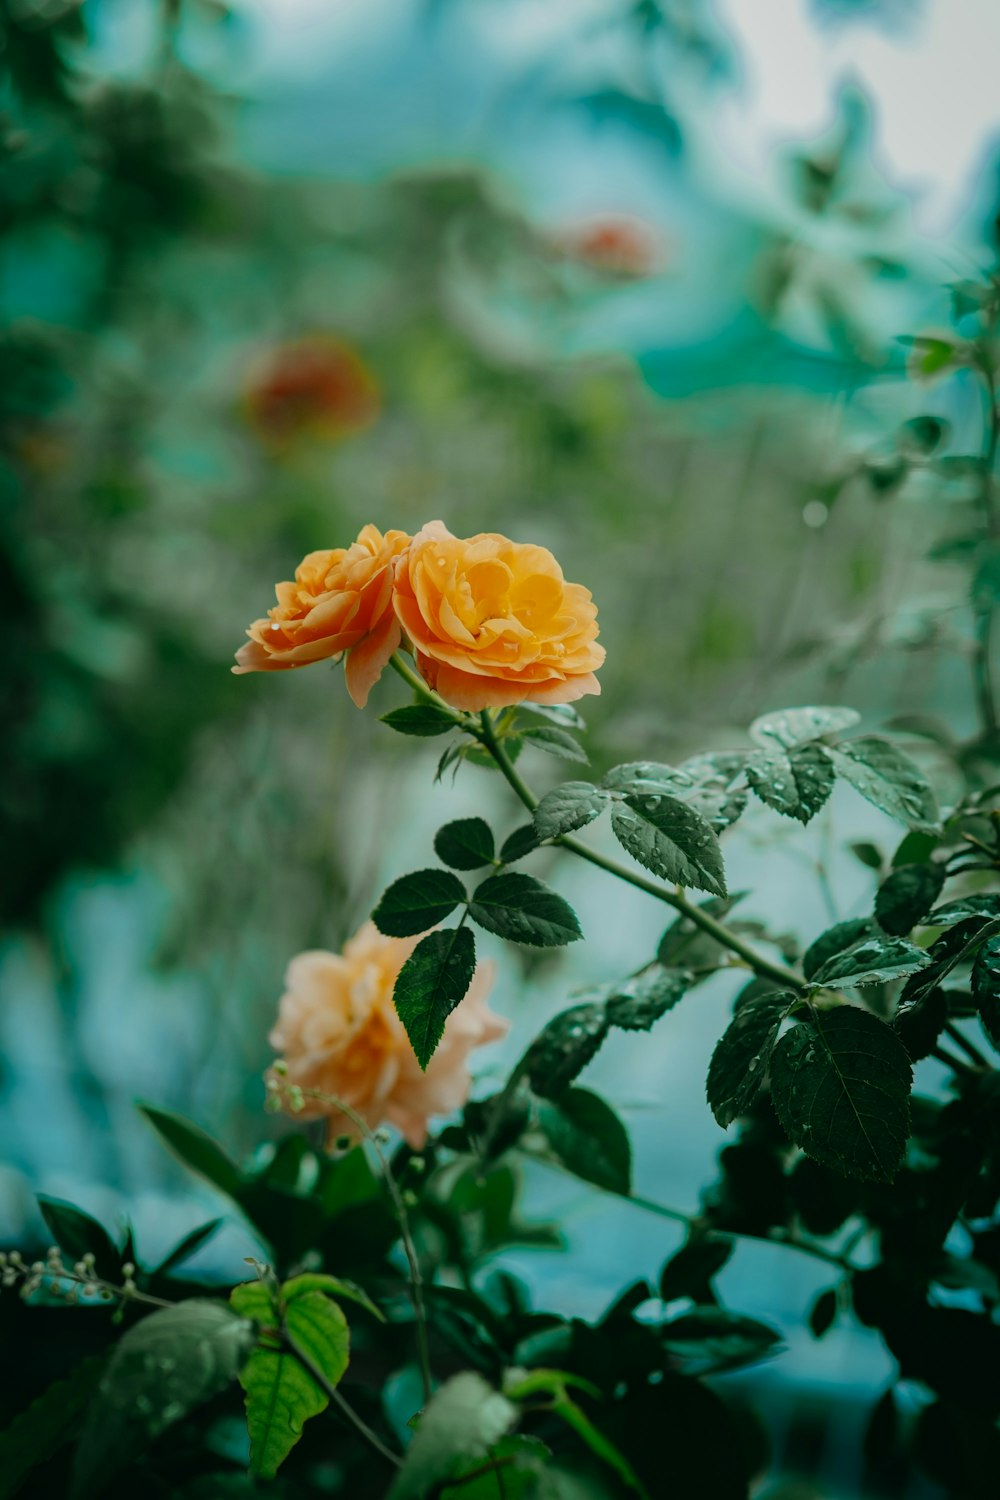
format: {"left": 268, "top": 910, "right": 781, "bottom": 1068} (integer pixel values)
{"left": 232, "top": 524, "right": 410, "bottom": 707}
{"left": 268, "top": 921, "right": 507, "bottom": 1149}
{"left": 392, "top": 520, "right": 605, "bottom": 712}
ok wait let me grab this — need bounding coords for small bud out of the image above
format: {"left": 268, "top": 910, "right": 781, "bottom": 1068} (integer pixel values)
{"left": 409, "top": 1157, "right": 426, "bottom": 1175}
{"left": 403, "top": 1190, "right": 419, "bottom": 1210}
{"left": 122, "top": 1263, "right": 135, "bottom": 1278}
{"left": 272, "top": 1059, "right": 288, "bottom": 1077}
{"left": 8, "top": 1251, "right": 23, "bottom": 1267}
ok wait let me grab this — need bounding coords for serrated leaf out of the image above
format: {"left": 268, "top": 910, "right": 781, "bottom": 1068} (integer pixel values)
{"left": 389, "top": 1374, "right": 517, "bottom": 1500}
{"left": 521, "top": 725, "right": 589, "bottom": 763}
{"left": 811, "top": 934, "right": 932, "bottom": 988}
{"left": 434, "top": 818, "right": 495, "bottom": 871}
{"left": 469, "top": 872, "right": 582, "bottom": 948}
{"left": 706, "top": 991, "right": 795, "bottom": 1127}
{"left": 533, "top": 782, "right": 608, "bottom": 841}
{"left": 660, "top": 1306, "right": 782, "bottom": 1376}
{"left": 893, "top": 985, "right": 948, "bottom": 1061}
{"left": 499, "top": 824, "right": 539, "bottom": 864}
{"left": 537, "top": 1087, "right": 632, "bottom": 1194}
{"left": 659, "top": 1235, "right": 734, "bottom": 1303}
{"left": 875, "top": 863, "right": 945, "bottom": 935}
{"left": 802, "top": 919, "right": 878, "bottom": 982}
{"left": 828, "top": 737, "right": 940, "bottom": 833}
{"left": 524, "top": 1005, "right": 610, "bottom": 1097}
{"left": 602, "top": 964, "right": 691, "bottom": 1031}
{"left": 769, "top": 1008, "right": 913, "bottom": 1182}
{"left": 749, "top": 706, "right": 860, "bottom": 749}
{"left": 747, "top": 743, "right": 835, "bottom": 823}
{"left": 519, "top": 702, "right": 586, "bottom": 730}
{"left": 929, "top": 894, "right": 1000, "bottom": 926}
{"left": 611, "top": 795, "right": 727, "bottom": 897}
{"left": 393, "top": 926, "right": 477, "bottom": 1068}
{"left": 380, "top": 704, "right": 457, "bottom": 737}
{"left": 602, "top": 761, "right": 688, "bottom": 792}
{"left": 73, "top": 1302, "right": 256, "bottom": 1499}
{"left": 373, "top": 869, "right": 467, "bottom": 938}
{"left": 674, "top": 752, "right": 749, "bottom": 831}
{"left": 36, "top": 1197, "right": 120, "bottom": 1279}
{"left": 230, "top": 1281, "right": 349, "bottom": 1480}
{"left": 972, "top": 935, "right": 1000, "bottom": 1052}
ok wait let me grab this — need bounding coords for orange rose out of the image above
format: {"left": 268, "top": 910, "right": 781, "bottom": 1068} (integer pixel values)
{"left": 392, "top": 520, "right": 604, "bottom": 711}
{"left": 232, "top": 524, "right": 409, "bottom": 707}
{"left": 243, "top": 335, "right": 379, "bottom": 448}
{"left": 267, "top": 922, "right": 507, "bottom": 1149}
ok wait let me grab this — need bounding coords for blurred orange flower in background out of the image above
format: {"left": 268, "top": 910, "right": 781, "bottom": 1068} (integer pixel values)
{"left": 243, "top": 334, "right": 380, "bottom": 447}
{"left": 267, "top": 922, "right": 507, "bottom": 1149}
{"left": 552, "top": 215, "right": 665, "bottom": 278}
{"left": 233, "top": 523, "right": 410, "bottom": 706}
{"left": 393, "top": 519, "right": 604, "bottom": 711}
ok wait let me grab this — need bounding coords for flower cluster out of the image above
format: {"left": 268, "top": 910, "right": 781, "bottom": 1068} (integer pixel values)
{"left": 234, "top": 520, "right": 605, "bottom": 711}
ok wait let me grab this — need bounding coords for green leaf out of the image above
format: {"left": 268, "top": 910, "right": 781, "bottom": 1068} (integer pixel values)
{"left": 749, "top": 706, "right": 860, "bottom": 749}
{"left": 602, "top": 761, "right": 687, "bottom": 792}
{"left": 537, "top": 1087, "right": 632, "bottom": 1194}
{"left": 137, "top": 1105, "right": 247, "bottom": 1202}
{"left": 929, "top": 894, "right": 1000, "bottom": 926}
{"left": 469, "top": 872, "right": 582, "bottom": 948}
{"left": 875, "top": 863, "right": 945, "bottom": 935}
{"left": 660, "top": 1306, "right": 782, "bottom": 1376}
{"left": 73, "top": 1301, "right": 256, "bottom": 1499}
{"left": 281, "top": 1271, "right": 384, "bottom": 1321}
{"left": 851, "top": 841, "right": 884, "bottom": 871}
{"left": 811, "top": 934, "right": 932, "bottom": 988}
{"left": 521, "top": 725, "right": 589, "bottom": 763}
{"left": 434, "top": 819, "right": 495, "bottom": 871}
{"left": 231, "top": 1281, "right": 350, "bottom": 1480}
{"left": 769, "top": 1007, "right": 913, "bottom": 1182}
{"left": 533, "top": 782, "right": 608, "bottom": 840}
{"left": 972, "top": 935, "right": 1000, "bottom": 1052}
{"left": 393, "top": 927, "right": 478, "bottom": 1068}
{"left": 499, "top": 824, "right": 540, "bottom": 864}
{"left": 155, "top": 1219, "right": 223, "bottom": 1277}
{"left": 0, "top": 1356, "right": 104, "bottom": 1500}
{"left": 380, "top": 704, "right": 457, "bottom": 737}
{"left": 746, "top": 743, "right": 835, "bottom": 823}
{"left": 602, "top": 965, "right": 691, "bottom": 1031}
{"left": 900, "top": 916, "right": 1000, "bottom": 1006}
{"left": 802, "top": 918, "right": 878, "bottom": 981}
{"left": 36, "top": 1197, "right": 120, "bottom": 1279}
{"left": 524, "top": 1005, "right": 610, "bottom": 1097}
{"left": 898, "top": 334, "right": 963, "bottom": 378}
{"left": 519, "top": 702, "right": 586, "bottom": 730}
{"left": 503, "top": 1370, "right": 646, "bottom": 1499}
{"left": 900, "top": 415, "right": 949, "bottom": 454}
{"left": 439, "top": 1435, "right": 550, "bottom": 1499}
{"left": 892, "top": 830, "right": 941, "bottom": 868}
{"left": 389, "top": 1373, "right": 517, "bottom": 1500}
{"left": 659, "top": 1235, "right": 734, "bottom": 1303}
{"left": 373, "top": 869, "right": 467, "bottom": 938}
{"left": 893, "top": 985, "right": 948, "bottom": 1061}
{"left": 611, "top": 795, "right": 727, "bottom": 897}
{"left": 828, "top": 737, "right": 941, "bottom": 833}
{"left": 706, "top": 991, "right": 795, "bottom": 1127}
{"left": 674, "top": 752, "right": 749, "bottom": 831}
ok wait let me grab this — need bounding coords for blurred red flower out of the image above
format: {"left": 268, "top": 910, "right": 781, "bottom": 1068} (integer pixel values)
{"left": 243, "top": 334, "right": 380, "bottom": 447}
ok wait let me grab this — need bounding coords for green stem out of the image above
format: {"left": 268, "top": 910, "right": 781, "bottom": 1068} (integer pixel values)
{"left": 282, "top": 1330, "right": 402, "bottom": 1468}
{"left": 974, "top": 360, "right": 1000, "bottom": 740}
{"left": 943, "top": 1022, "right": 990, "bottom": 1069}
{"left": 932, "top": 1044, "right": 978, "bottom": 1077}
{"left": 475, "top": 713, "right": 802, "bottom": 992}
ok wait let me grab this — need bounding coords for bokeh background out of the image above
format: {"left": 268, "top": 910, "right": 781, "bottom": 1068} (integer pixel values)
{"left": 4, "top": 1, "right": 1000, "bottom": 1494}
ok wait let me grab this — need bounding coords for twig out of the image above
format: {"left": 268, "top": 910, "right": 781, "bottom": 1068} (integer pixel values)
{"left": 281, "top": 1329, "right": 402, "bottom": 1468}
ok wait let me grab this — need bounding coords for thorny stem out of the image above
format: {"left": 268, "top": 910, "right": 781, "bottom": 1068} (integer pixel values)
{"left": 280, "top": 1330, "right": 402, "bottom": 1468}
{"left": 273, "top": 1078, "right": 434, "bottom": 1405}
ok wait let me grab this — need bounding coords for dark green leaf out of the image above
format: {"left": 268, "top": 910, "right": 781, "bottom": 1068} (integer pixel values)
{"left": 770, "top": 1007, "right": 913, "bottom": 1182}
{"left": 747, "top": 743, "right": 835, "bottom": 823}
{"left": 380, "top": 704, "right": 457, "bottom": 737}
{"left": 900, "top": 916, "right": 1000, "bottom": 1005}
{"left": 659, "top": 1235, "right": 734, "bottom": 1303}
{"left": 802, "top": 919, "right": 878, "bottom": 982}
{"left": 828, "top": 737, "right": 940, "bottom": 833}
{"left": 611, "top": 795, "right": 727, "bottom": 897}
{"left": 675, "top": 752, "right": 749, "bottom": 831}
{"left": 469, "top": 872, "right": 582, "bottom": 948}
{"left": 809, "top": 1289, "right": 838, "bottom": 1338}
{"left": 155, "top": 1219, "right": 223, "bottom": 1277}
{"left": 393, "top": 927, "right": 478, "bottom": 1069}
{"left": 533, "top": 782, "right": 608, "bottom": 840}
{"left": 231, "top": 1279, "right": 350, "bottom": 1479}
{"left": 439, "top": 1435, "right": 550, "bottom": 1499}
{"left": 537, "top": 1088, "right": 632, "bottom": 1194}
{"left": 525, "top": 1005, "right": 610, "bottom": 1097}
{"left": 389, "top": 1373, "right": 517, "bottom": 1500}
{"left": 749, "top": 706, "right": 860, "bottom": 749}
{"left": 893, "top": 985, "right": 948, "bottom": 1061}
{"left": 892, "top": 830, "right": 941, "bottom": 868}
{"left": 499, "top": 824, "right": 540, "bottom": 864}
{"left": 660, "top": 1306, "right": 782, "bottom": 1376}
{"left": 875, "top": 863, "right": 945, "bottom": 935}
{"left": 137, "top": 1105, "right": 245, "bottom": 1201}
{"left": 434, "top": 818, "right": 495, "bottom": 871}
{"left": 73, "top": 1301, "right": 256, "bottom": 1499}
{"left": 929, "top": 894, "right": 1000, "bottom": 926}
{"left": 372, "top": 869, "right": 467, "bottom": 938}
{"left": 657, "top": 895, "right": 741, "bottom": 970}
{"left": 706, "top": 991, "right": 795, "bottom": 1127}
{"left": 602, "top": 761, "right": 686, "bottom": 792}
{"left": 602, "top": 964, "right": 691, "bottom": 1031}
{"left": 521, "top": 726, "right": 588, "bottom": 763}
{"left": 972, "top": 935, "right": 1000, "bottom": 1052}
{"left": 899, "top": 415, "right": 949, "bottom": 454}
{"left": 851, "top": 841, "right": 884, "bottom": 870}
{"left": 811, "top": 934, "right": 932, "bottom": 988}
{"left": 519, "top": 702, "right": 586, "bottom": 730}
{"left": 36, "top": 1197, "right": 119, "bottom": 1279}
{"left": 0, "top": 1356, "right": 104, "bottom": 1500}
